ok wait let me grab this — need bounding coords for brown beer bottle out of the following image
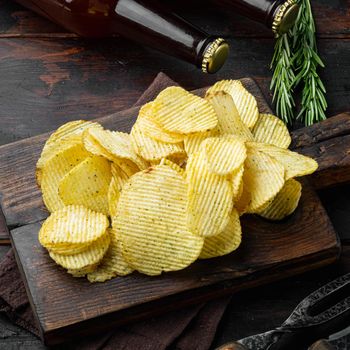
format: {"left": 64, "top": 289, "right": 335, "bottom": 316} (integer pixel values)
{"left": 14, "top": 0, "right": 230, "bottom": 73}
{"left": 213, "top": 0, "right": 300, "bottom": 35}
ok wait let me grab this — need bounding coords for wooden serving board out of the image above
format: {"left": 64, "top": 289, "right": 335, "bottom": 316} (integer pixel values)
{"left": 0, "top": 78, "right": 345, "bottom": 345}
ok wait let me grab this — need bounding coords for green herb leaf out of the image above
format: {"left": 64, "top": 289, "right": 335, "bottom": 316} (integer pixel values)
{"left": 270, "top": 0, "right": 327, "bottom": 126}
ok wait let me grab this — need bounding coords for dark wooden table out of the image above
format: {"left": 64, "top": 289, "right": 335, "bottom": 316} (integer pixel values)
{"left": 0, "top": 0, "right": 349, "bottom": 348}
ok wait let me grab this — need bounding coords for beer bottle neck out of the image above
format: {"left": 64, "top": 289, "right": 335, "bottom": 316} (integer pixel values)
{"left": 114, "top": 0, "right": 229, "bottom": 73}
{"left": 213, "top": 0, "right": 299, "bottom": 35}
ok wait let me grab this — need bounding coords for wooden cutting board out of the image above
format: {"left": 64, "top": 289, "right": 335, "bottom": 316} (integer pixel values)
{"left": 0, "top": 78, "right": 346, "bottom": 346}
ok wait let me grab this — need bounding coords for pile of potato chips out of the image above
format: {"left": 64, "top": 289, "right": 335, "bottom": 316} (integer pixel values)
{"left": 37, "top": 80, "right": 318, "bottom": 281}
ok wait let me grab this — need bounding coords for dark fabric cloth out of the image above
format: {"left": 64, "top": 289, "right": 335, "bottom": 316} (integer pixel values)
{"left": 0, "top": 72, "right": 231, "bottom": 350}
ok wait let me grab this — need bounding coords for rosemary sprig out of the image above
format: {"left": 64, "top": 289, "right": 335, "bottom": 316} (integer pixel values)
{"left": 291, "top": 0, "right": 327, "bottom": 126}
{"left": 270, "top": 34, "right": 295, "bottom": 124}
{"left": 270, "top": 0, "right": 327, "bottom": 126}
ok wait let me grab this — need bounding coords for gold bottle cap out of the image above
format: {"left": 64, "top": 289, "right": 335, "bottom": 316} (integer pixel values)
{"left": 272, "top": 0, "right": 300, "bottom": 36}
{"left": 202, "top": 38, "right": 230, "bottom": 74}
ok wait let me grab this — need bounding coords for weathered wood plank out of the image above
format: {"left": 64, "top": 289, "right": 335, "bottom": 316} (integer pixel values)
{"left": 291, "top": 112, "right": 350, "bottom": 149}
{"left": 298, "top": 135, "right": 350, "bottom": 190}
{"left": 291, "top": 112, "right": 350, "bottom": 190}
{"left": 0, "top": 209, "right": 10, "bottom": 244}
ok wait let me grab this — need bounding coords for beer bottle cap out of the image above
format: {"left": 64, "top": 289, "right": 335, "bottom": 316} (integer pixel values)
{"left": 272, "top": 0, "right": 300, "bottom": 35}
{"left": 202, "top": 38, "right": 230, "bottom": 74}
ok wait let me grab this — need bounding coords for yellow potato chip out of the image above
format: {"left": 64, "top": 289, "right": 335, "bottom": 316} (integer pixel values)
{"left": 258, "top": 179, "right": 302, "bottom": 220}
{"left": 39, "top": 205, "right": 109, "bottom": 254}
{"left": 252, "top": 114, "right": 291, "bottom": 149}
{"left": 108, "top": 164, "right": 130, "bottom": 220}
{"left": 108, "top": 178, "right": 120, "bottom": 219}
{"left": 152, "top": 86, "right": 217, "bottom": 134}
{"left": 84, "top": 128, "right": 148, "bottom": 171}
{"left": 205, "top": 92, "right": 254, "bottom": 141}
{"left": 115, "top": 165, "right": 203, "bottom": 275}
{"left": 58, "top": 156, "right": 112, "bottom": 215}
{"left": 234, "top": 182, "right": 251, "bottom": 215}
{"left": 138, "top": 102, "right": 185, "bottom": 144}
{"left": 87, "top": 228, "right": 133, "bottom": 282}
{"left": 49, "top": 232, "right": 110, "bottom": 273}
{"left": 41, "top": 143, "right": 90, "bottom": 212}
{"left": 149, "top": 156, "right": 186, "bottom": 168}
{"left": 201, "top": 136, "right": 247, "bottom": 175}
{"left": 186, "top": 152, "right": 233, "bottom": 237}
{"left": 159, "top": 158, "right": 185, "bottom": 175}
{"left": 248, "top": 142, "right": 318, "bottom": 180}
{"left": 83, "top": 127, "right": 110, "bottom": 157}
{"left": 231, "top": 166, "right": 244, "bottom": 202}
{"left": 112, "top": 158, "right": 140, "bottom": 177}
{"left": 184, "top": 130, "right": 217, "bottom": 156}
{"left": 199, "top": 209, "right": 241, "bottom": 259}
{"left": 167, "top": 153, "right": 188, "bottom": 168}
{"left": 37, "top": 120, "right": 102, "bottom": 172}
{"left": 130, "top": 119, "right": 185, "bottom": 161}
{"left": 68, "top": 266, "right": 97, "bottom": 277}
{"left": 36, "top": 136, "right": 83, "bottom": 187}
{"left": 44, "top": 120, "right": 102, "bottom": 149}
{"left": 242, "top": 147, "right": 285, "bottom": 213}
{"left": 111, "top": 163, "right": 130, "bottom": 186}
{"left": 206, "top": 80, "right": 259, "bottom": 128}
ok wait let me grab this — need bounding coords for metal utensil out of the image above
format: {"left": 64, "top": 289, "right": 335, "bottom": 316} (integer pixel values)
{"left": 216, "top": 273, "right": 350, "bottom": 350}
{"left": 216, "top": 339, "right": 336, "bottom": 350}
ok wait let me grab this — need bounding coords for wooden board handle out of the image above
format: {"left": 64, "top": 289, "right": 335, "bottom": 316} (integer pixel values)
{"left": 291, "top": 112, "right": 350, "bottom": 190}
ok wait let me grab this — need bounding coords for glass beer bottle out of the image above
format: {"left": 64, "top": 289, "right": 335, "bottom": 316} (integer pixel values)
{"left": 14, "top": 0, "right": 230, "bottom": 73}
{"left": 212, "top": 0, "right": 300, "bottom": 35}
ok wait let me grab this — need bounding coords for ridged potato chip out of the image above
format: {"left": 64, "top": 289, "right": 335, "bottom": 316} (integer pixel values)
{"left": 138, "top": 102, "right": 185, "bottom": 143}
{"left": 49, "top": 232, "right": 110, "bottom": 273}
{"left": 201, "top": 136, "right": 247, "bottom": 175}
{"left": 199, "top": 209, "right": 241, "bottom": 259}
{"left": 152, "top": 86, "right": 217, "bottom": 134}
{"left": 231, "top": 166, "right": 244, "bottom": 202}
{"left": 108, "top": 164, "right": 130, "bottom": 220}
{"left": 39, "top": 205, "right": 109, "bottom": 254}
{"left": 37, "top": 120, "right": 102, "bottom": 175}
{"left": 84, "top": 128, "right": 148, "bottom": 171}
{"left": 258, "top": 179, "right": 302, "bottom": 220}
{"left": 252, "top": 114, "right": 291, "bottom": 149}
{"left": 44, "top": 120, "right": 102, "bottom": 149}
{"left": 36, "top": 136, "right": 82, "bottom": 187}
{"left": 108, "top": 177, "right": 120, "bottom": 219}
{"left": 111, "top": 163, "right": 130, "bottom": 186}
{"left": 206, "top": 92, "right": 254, "bottom": 141}
{"left": 131, "top": 119, "right": 185, "bottom": 161}
{"left": 167, "top": 154, "right": 187, "bottom": 168}
{"left": 184, "top": 130, "right": 217, "bottom": 155}
{"left": 41, "top": 143, "right": 90, "bottom": 212}
{"left": 206, "top": 80, "right": 259, "bottom": 128}
{"left": 248, "top": 142, "right": 318, "bottom": 180}
{"left": 112, "top": 157, "right": 140, "bottom": 177}
{"left": 243, "top": 147, "right": 285, "bottom": 213}
{"left": 115, "top": 165, "right": 203, "bottom": 275}
{"left": 159, "top": 158, "right": 185, "bottom": 175}
{"left": 186, "top": 152, "right": 233, "bottom": 237}
{"left": 58, "top": 156, "right": 111, "bottom": 215}
{"left": 87, "top": 228, "right": 133, "bottom": 282}
{"left": 235, "top": 182, "right": 251, "bottom": 215}
{"left": 68, "top": 266, "right": 97, "bottom": 277}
